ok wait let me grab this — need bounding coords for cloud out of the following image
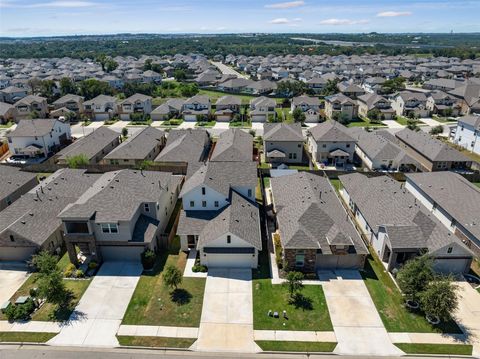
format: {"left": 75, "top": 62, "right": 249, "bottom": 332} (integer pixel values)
{"left": 377, "top": 11, "right": 412, "bottom": 17}
{"left": 268, "top": 17, "right": 302, "bottom": 25}
{"left": 265, "top": 1, "right": 304, "bottom": 9}
{"left": 319, "top": 18, "right": 369, "bottom": 25}
{"left": 26, "top": 1, "right": 98, "bottom": 8}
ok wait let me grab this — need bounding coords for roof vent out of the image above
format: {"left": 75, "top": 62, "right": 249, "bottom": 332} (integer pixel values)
{"left": 21, "top": 220, "right": 26, "bottom": 224}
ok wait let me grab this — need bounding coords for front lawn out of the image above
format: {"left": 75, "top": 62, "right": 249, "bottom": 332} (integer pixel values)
{"left": 395, "top": 343, "right": 473, "bottom": 355}
{"left": 230, "top": 120, "right": 252, "bottom": 128}
{"left": 475, "top": 182, "right": 480, "bottom": 189}
{"left": 0, "top": 332, "right": 57, "bottom": 343}
{"left": 253, "top": 279, "right": 333, "bottom": 331}
{"left": 122, "top": 238, "right": 206, "bottom": 327}
{"left": 160, "top": 119, "right": 183, "bottom": 127}
{"left": 347, "top": 118, "right": 386, "bottom": 128}
{"left": 117, "top": 335, "right": 195, "bottom": 348}
{"left": 195, "top": 121, "right": 216, "bottom": 128}
{"left": 361, "top": 252, "right": 462, "bottom": 334}
{"left": 256, "top": 340, "right": 337, "bottom": 353}
{"left": 0, "top": 121, "right": 14, "bottom": 128}
{"left": 395, "top": 116, "right": 425, "bottom": 126}
{"left": 128, "top": 120, "right": 152, "bottom": 126}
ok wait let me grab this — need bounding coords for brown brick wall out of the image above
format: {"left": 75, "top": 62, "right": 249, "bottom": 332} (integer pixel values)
{"left": 284, "top": 248, "right": 317, "bottom": 273}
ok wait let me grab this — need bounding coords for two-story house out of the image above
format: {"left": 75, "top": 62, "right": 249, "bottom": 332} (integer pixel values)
{"left": 60, "top": 170, "right": 182, "bottom": 264}
{"left": 453, "top": 115, "right": 480, "bottom": 155}
{"left": 0, "top": 86, "right": 27, "bottom": 104}
{"left": 337, "top": 81, "right": 366, "bottom": 99}
{"left": 151, "top": 99, "right": 184, "bottom": 121}
{"left": 391, "top": 91, "right": 429, "bottom": 118}
{"left": 182, "top": 95, "right": 211, "bottom": 122}
{"left": 249, "top": 96, "right": 276, "bottom": 122}
{"left": 214, "top": 95, "right": 241, "bottom": 122}
{"left": 291, "top": 95, "right": 321, "bottom": 123}
{"left": 324, "top": 93, "right": 358, "bottom": 121}
{"left": 118, "top": 93, "right": 153, "bottom": 120}
{"left": 14, "top": 95, "right": 48, "bottom": 119}
{"left": 176, "top": 161, "right": 261, "bottom": 268}
{"left": 0, "top": 165, "right": 38, "bottom": 212}
{"left": 263, "top": 122, "right": 304, "bottom": 165}
{"left": 52, "top": 94, "right": 85, "bottom": 115}
{"left": 357, "top": 93, "right": 395, "bottom": 121}
{"left": 426, "top": 90, "right": 461, "bottom": 117}
{"left": 307, "top": 121, "right": 356, "bottom": 167}
{"left": 0, "top": 102, "right": 18, "bottom": 124}
{"left": 83, "top": 94, "right": 118, "bottom": 121}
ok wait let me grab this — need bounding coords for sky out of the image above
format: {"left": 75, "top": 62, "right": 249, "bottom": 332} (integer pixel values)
{"left": 0, "top": 0, "right": 479, "bottom": 37}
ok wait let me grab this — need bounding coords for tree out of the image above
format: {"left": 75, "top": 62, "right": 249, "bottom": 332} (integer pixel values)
{"left": 367, "top": 108, "right": 382, "bottom": 123}
{"left": 420, "top": 277, "right": 458, "bottom": 322}
{"left": 78, "top": 79, "right": 115, "bottom": 100}
{"left": 143, "top": 59, "right": 153, "bottom": 71}
{"left": 396, "top": 255, "right": 434, "bottom": 303}
{"left": 407, "top": 119, "right": 420, "bottom": 131}
{"left": 174, "top": 69, "right": 187, "bottom": 81}
{"left": 381, "top": 77, "right": 406, "bottom": 95}
{"left": 105, "top": 59, "right": 118, "bottom": 73}
{"left": 179, "top": 83, "right": 198, "bottom": 97}
{"left": 95, "top": 54, "right": 107, "bottom": 71}
{"left": 67, "top": 154, "right": 89, "bottom": 169}
{"left": 30, "top": 251, "right": 58, "bottom": 274}
{"left": 28, "top": 78, "right": 42, "bottom": 94}
{"left": 163, "top": 264, "right": 182, "bottom": 290}
{"left": 276, "top": 80, "right": 306, "bottom": 97}
{"left": 321, "top": 79, "right": 340, "bottom": 96}
{"left": 284, "top": 271, "right": 304, "bottom": 301}
{"left": 430, "top": 125, "right": 443, "bottom": 135}
{"left": 60, "top": 77, "right": 77, "bottom": 96}
{"left": 39, "top": 80, "right": 57, "bottom": 103}
{"left": 37, "top": 269, "right": 69, "bottom": 306}
{"left": 121, "top": 127, "right": 128, "bottom": 138}
{"left": 292, "top": 107, "right": 306, "bottom": 124}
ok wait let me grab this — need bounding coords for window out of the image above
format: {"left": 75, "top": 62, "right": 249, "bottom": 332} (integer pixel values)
{"left": 144, "top": 203, "right": 150, "bottom": 212}
{"left": 201, "top": 187, "right": 206, "bottom": 195}
{"left": 447, "top": 247, "right": 453, "bottom": 254}
{"left": 322, "top": 144, "right": 327, "bottom": 148}
{"left": 214, "top": 201, "right": 219, "bottom": 208}
{"left": 202, "top": 201, "right": 207, "bottom": 207}
{"left": 292, "top": 153, "right": 297, "bottom": 159}
{"left": 346, "top": 144, "right": 350, "bottom": 148}
{"left": 227, "top": 235, "right": 231, "bottom": 244}
{"left": 295, "top": 250, "right": 305, "bottom": 267}
{"left": 101, "top": 223, "right": 118, "bottom": 234}
{"left": 10, "top": 235, "right": 14, "bottom": 242}
{"left": 247, "top": 189, "right": 252, "bottom": 197}
{"left": 190, "top": 201, "right": 195, "bottom": 207}
{"left": 297, "top": 144, "right": 301, "bottom": 148}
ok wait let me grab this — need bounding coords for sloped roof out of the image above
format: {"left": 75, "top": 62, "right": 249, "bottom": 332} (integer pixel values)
{"left": 210, "top": 129, "right": 253, "bottom": 162}
{"left": 263, "top": 122, "right": 303, "bottom": 142}
{"left": 155, "top": 129, "right": 209, "bottom": 164}
{"left": 308, "top": 120, "right": 355, "bottom": 142}
{"left": 8, "top": 119, "right": 58, "bottom": 138}
{"left": 104, "top": 127, "right": 164, "bottom": 161}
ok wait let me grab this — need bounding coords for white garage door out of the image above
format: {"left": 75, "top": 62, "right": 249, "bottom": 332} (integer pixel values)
{"left": 100, "top": 246, "right": 144, "bottom": 262}
{"left": 206, "top": 254, "right": 252, "bottom": 268}
{"left": 433, "top": 258, "right": 469, "bottom": 274}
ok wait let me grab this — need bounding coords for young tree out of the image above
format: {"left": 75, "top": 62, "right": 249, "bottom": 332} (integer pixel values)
{"left": 430, "top": 125, "right": 443, "bottom": 135}
{"left": 407, "top": 119, "right": 420, "bottom": 131}
{"left": 292, "top": 107, "right": 306, "bottom": 124}
{"left": 396, "top": 255, "right": 434, "bottom": 303}
{"left": 121, "top": 127, "right": 128, "bottom": 138}
{"left": 420, "top": 277, "right": 458, "bottom": 322}
{"left": 37, "top": 269, "right": 69, "bottom": 306}
{"left": 163, "top": 264, "right": 182, "bottom": 290}
{"left": 66, "top": 154, "right": 89, "bottom": 169}
{"left": 60, "top": 77, "right": 77, "bottom": 96}
{"left": 30, "top": 251, "right": 59, "bottom": 274}
{"left": 284, "top": 271, "right": 304, "bottom": 301}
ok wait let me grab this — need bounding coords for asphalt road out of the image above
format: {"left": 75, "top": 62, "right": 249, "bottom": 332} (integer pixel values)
{"left": 0, "top": 345, "right": 449, "bottom": 359}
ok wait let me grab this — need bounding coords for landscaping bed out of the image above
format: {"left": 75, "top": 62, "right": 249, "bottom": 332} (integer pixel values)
{"left": 116, "top": 335, "right": 195, "bottom": 348}
{"left": 195, "top": 121, "right": 216, "bottom": 128}
{"left": 229, "top": 121, "right": 252, "bottom": 128}
{"left": 0, "top": 332, "right": 57, "bottom": 343}
{"left": 127, "top": 120, "right": 152, "bottom": 126}
{"left": 256, "top": 340, "right": 337, "bottom": 353}
{"left": 395, "top": 343, "right": 473, "bottom": 355}
{"left": 160, "top": 119, "right": 183, "bottom": 127}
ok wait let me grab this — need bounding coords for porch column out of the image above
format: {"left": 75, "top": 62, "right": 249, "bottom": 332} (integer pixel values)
{"left": 387, "top": 251, "right": 397, "bottom": 272}
{"left": 88, "top": 241, "right": 102, "bottom": 263}
{"left": 66, "top": 241, "right": 78, "bottom": 266}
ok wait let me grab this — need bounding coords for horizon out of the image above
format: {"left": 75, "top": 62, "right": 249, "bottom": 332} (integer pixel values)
{"left": 1, "top": 0, "right": 479, "bottom": 37}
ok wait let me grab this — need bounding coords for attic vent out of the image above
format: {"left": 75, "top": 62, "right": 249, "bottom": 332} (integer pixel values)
{"left": 29, "top": 213, "right": 34, "bottom": 216}
{"left": 110, "top": 186, "right": 114, "bottom": 189}
{"left": 115, "top": 179, "right": 119, "bottom": 182}
{"left": 21, "top": 220, "right": 26, "bottom": 224}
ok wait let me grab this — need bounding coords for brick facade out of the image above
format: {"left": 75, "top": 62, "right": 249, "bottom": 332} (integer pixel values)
{"left": 283, "top": 248, "right": 317, "bottom": 273}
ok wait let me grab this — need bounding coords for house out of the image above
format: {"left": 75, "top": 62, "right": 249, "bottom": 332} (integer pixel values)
{"left": 103, "top": 127, "right": 166, "bottom": 166}
{"left": 423, "top": 78, "right": 462, "bottom": 92}
{"left": 0, "top": 165, "right": 38, "bottom": 211}
{"left": 151, "top": 99, "right": 184, "bottom": 121}
{"left": 154, "top": 129, "right": 210, "bottom": 168}
{"left": 0, "top": 169, "right": 101, "bottom": 261}
{"left": 357, "top": 93, "right": 395, "bottom": 121}
{"left": 176, "top": 161, "right": 261, "bottom": 268}
{"left": 453, "top": 115, "right": 480, "bottom": 155}
{"left": 244, "top": 80, "right": 277, "bottom": 95}
{"left": 210, "top": 129, "right": 253, "bottom": 162}
{"left": 337, "top": 81, "right": 366, "bottom": 99}
{"left": 7, "top": 118, "right": 71, "bottom": 159}
{"left": 448, "top": 83, "right": 480, "bottom": 115}
{"left": 291, "top": 96, "right": 321, "bottom": 123}
{"left": 118, "top": 93, "right": 153, "bottom": 120}
{"left": 339, "top": 173, "right": 473, "bottom": 274}
{"left": 52, "top": 94, "right": 84, "bottom": 114}
{"left": 55, "top": 126, "right": 120, "bottom": 165}
{"left": 263, "top": 123, "right": 304, "bottom": 164}
{"left": 270, "top": 172, "right": 367, "bottom": 272}
{"left": 182, "top": 95, "right": 211, "bottom": 122}
{"left": 214, "top": 95, "right": 241, "bottom": 122}
{"left": 304, "top": 77, "right": 327, "bottom": 94}
{"left": 405, "top": 171, "right": 480, "bottom": 257}
{"left": 83, "top": 95, "right": 118, "bottom": 121}
{"left": 142, "top": 70, "right": 162, "bottom": 84}
{"left": 395, "top": 128, "right": 472, "bottom": 171}
{"left": 102, "top": 75, "right": 124, "bottom": 90}
{"left": 217, "top": 78, "right": 252, "bottom": 93}
{"left": 0, "top": 86, "right": 27, "bottom": 104}
{"left": 348, "top": 128, "right": 419, "bottom": 172}
{"left": 426, "top": 90, "right": 460, "bottom": 117}
{"left": 0, "top": 102, "right": 18, "bottom": 124}
{"left": 391, "top": 91, "right": 429, "bottom": 118}
{"left": 60, "top": 170, "right": 182, "bottom": 264}
{"left": 324, "top": 93, "right": 358, "bottom": 121}
{"left": 14, "top": 95, "right": 48, "bottom": 119}
{"left": 249, "top": 96, "right": 276, "bottom": 122}
{"left": 307, "top": 121, "right": 356, "bottom": 167}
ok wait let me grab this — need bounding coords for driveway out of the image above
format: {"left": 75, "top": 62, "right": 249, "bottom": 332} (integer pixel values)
{"left": 455, "top": 281, "right": 480, "bottom": 357}
{"left": 382, "top": 120, "right": 405, "bottom": 129}
{"left": 107, "top": 120, "right": 130, "bottom": 131}
{"left": 0, "top": 266, "right": 29, "bottom": 305}
{"left": 319, "top": 270, "right": 403, "bottom": 356}
{"left": 195, "top": 268, "right": 257, "bottom": 353}
{"left": 48, "top": 261, "right": 142, "bottom": 347}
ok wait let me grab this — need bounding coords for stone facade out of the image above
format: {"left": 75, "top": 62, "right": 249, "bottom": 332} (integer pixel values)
{"left": 283, "top": 248, "right": 317, "bottom": 273}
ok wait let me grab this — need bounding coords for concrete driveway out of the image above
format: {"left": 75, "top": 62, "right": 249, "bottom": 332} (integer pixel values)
{"left": 195, "top": 268, "right": 257, "bottom": 353}
{"left": 107, "top": 120, "right": 130, "bottom": 131}
{"left": 319, "top": 270, "right": 403, "bottom": 356}
{"left": 0, "top": 266, "right": 29, "bottom": 305}
{"left": 48, "top": 261, "right": 142, "bottom": 348}
{"left": 455, "top": 281, "right": 480, "bottom": 357}
{"left": 382, "top": 120, "right": 405, "bottom": 129}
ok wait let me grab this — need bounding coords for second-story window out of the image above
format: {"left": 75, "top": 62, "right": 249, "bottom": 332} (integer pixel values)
{"left": 190, "top": 201, "right": 195, "bottom": 207}
{"left": 227, "top": 235, "right": 231, "bottom": 244}
{"left": 101, "top": 223, "right": 118, "bottom": 234}
{"left": 202, "top": 201, "right": 207, "bottom": 207}
{"left": 144, "top": 203, "right": 150, "bottom": 212}
{"left": 201, "top": 187, "right": 206, "bottom": 195}
{"left": 247, "top": 189, "right": 252, "bottom": 197}
{"left": 214, "top": 201, "right": 219, "bottom": 207}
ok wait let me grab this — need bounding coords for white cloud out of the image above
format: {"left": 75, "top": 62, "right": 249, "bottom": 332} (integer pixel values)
{"left": 265, "top": 1, "right": 304, "bottom": 9}
{"left": 268, "top": 17, "right": 302, "bottom": 25}
{"left": 377, "top": 11, "right": 412, "bottom": 17}
{"left": 319, "top": 18, "right": 369, "bottom": 26}
{"left": 26, "top": 1, "right": 98, "bottom": 8}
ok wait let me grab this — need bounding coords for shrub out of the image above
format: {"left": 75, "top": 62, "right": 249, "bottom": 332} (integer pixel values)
{"left": 75, "top": 269, "right": 84, "bottom": 278}
{"left": 64, "top": 263, "right": 77, "bottom": 278}
{"left": 163, "top": 264, "right": 182, "bottom": 290}
{"left": 397, "top": 255, "right": 434, "bottom": 303}
{"left": 88, "top": 261, "right": 98, "bottom": 270}
{"left": 5, "top": 298, "right": 36, "bottom": 322}
{"left": 273, "top": 233, "right": 283, "bottom": 269}
{"left": 192, "top": 265, "right": 208, "bottom": 273}
{"left": 420, "top": 276, "right": 458, "bottom": 322}
{"left": 141, "top": 249, "right": 157, "bottom": 270}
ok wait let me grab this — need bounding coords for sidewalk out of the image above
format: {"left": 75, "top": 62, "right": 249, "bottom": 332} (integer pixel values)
{"left": 117, "top": 325, "right": 198, "bottom": 338}
{"left": 254, "top": 330, "right": 336, "bottom": 342}
{"left": 389, "top": 332, "right": 467, "bottom": 344}
{"left": 183, "top": 249, "right": 207, "bottom": 278}
{"left": 0, "top": 320, "right": 61, "bottom": 333}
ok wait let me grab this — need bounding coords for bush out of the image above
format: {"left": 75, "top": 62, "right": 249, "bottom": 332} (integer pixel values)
{"left": 420, "top": 277, "right": 458, "bottom": 322}
{"left": 88, "top": 261, "right": 98, "bottom": 270}
{"left": 141, "top": 249, "right": 157, "bottom": 270}
{"left": 273, "top": 233, "right": 283, "bottom": 269}
{"left": 64, "top": 263, "right": 77, "bottom": 278}
{"left": 5, "top": 298, "right": 36, "bottom": 322}
{"left": 192, "top": 265, "right": 208, "bottom": 273}
{"left": 75, "top": 269, "right": 84, "bottom": 278}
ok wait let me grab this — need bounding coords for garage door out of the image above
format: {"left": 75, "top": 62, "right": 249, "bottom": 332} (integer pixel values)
{"left": 206, "top": 254, "right": 253, "bottom": 268}
{"left": 100, "top": 246, "right": 144, "bottom": 262}
{"left": 433, "top": 258, "right": 469, "bottom": 274}
{"left": 0, "top": 247, "right": 36, "bottom": 261}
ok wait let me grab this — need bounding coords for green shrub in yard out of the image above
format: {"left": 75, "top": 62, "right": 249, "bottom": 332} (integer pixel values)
{"left": 88, "top": 261, "right": 98, "bottom": 270}
{"left": 75, "top": 269, "right": 84, "bottom": 278}
{"left": 273, "top": 233, "right": 283, "bottom": 269}
{"left": 420, "top": 276, "right": 458, "bottom": 322}
{"left": 64, "top": 263, "right": 76, "bottom": 278}
{"left": 141, "top": 249, "right": 157, "bottom": 270}
{"left": 5, "top": 298, "right": 36, "bottom": 322}
{"left": 192, "top": 265, "right": 207, "bottom": 273}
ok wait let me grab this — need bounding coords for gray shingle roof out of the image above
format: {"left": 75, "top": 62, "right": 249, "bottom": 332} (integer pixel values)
{"left": 0, "top": 165, "right": 37, "bottom": 202}
{"left": 8, "top": 119, "right": 58, "bottom": 138}
{"left": 309, "top": 121, "right": 356, "bottom": 142}
{"left": 155, "top": 129, "right": 209, "bottom": 164}
{"left": 263, "top": 122, "right": 303, "bottom": 142}
{"left": 210, "top": 129, "right": 253, "bottom": 162}
{"left": 104, "top": 127, "right": 165, "bottom": 161}
{"left": 270, "top": 172, "right": 366, "bottom": 253}
{"left": 458, "top": 115, "right": 480, "bottom": 130}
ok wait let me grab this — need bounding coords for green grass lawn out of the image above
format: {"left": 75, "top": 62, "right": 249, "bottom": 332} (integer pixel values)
{"left": 361, "top": 252, "right": 462, "bottom": 334}
{"left": 253, "top": 279, "right": 333, "bottom": 331}
{"left": 475, "top": 182, "right": 480, "bottom": 188}
{"left": 160, "top": 119, "right": 183, "bottom": 127}
{"left": 0, "top": 121, "right": 14, "bottom": 128}
{"left": 230, "top": 120, "right": 252, "bottom": 128}
{"left": 256, "top": 340, "right": 337, "bottom": 352}
{"left": 127, "top": 120, "right": 152, "bottom": 126}
{"left": 275, "top": 108, "right": 292, "bottom": 122}
{"left": 0, "top": 252, "right": 91, "bottom": 322}
{"left": 198, "top": 89, "right": 282, "bottom": 105}
{"left": 256, "top": 178, "right": 263, "bottom": 205}
{"left": 395, "top": 116, "right": 425, "bottom": 126}
{"left": 329, "top": 178, "right": 342, "bottom": 192}
{"left": 395, "top": 343, "right": 473, "bottom": 355}
{"left": 81, "top": 121, "right": 92, "bottom": 127}
{"left": 195, "top": 121, "right": 216, "bottom": 128}
{"left": 0, "top": 332, "right": 58, "bottom": 343}
{"left": 122, "top": 239, "right": 206, "bottom": 327}
{"left": 347, "top": 118, "right": 386, "bottom": 128}
{"left": 288, "top": 165, "right": 311, "bottom": 170}
{"left": 263, "top": 177, "right": 270, "bottom": 189}
{"left": 117, "top": 335, "right": 195, "bottom": 348}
